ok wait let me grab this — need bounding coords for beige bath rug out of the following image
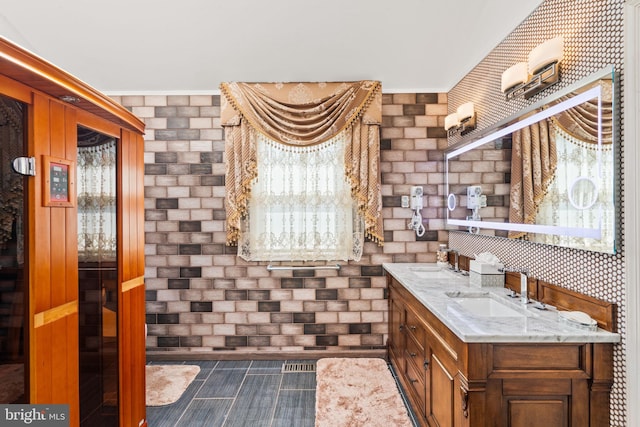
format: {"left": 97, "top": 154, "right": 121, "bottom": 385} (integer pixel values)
{"left": 146, "top": 364, "right": 200, "bottom": 406}
{"left": 315, "top": 358, "right": 412, "bottom": 427}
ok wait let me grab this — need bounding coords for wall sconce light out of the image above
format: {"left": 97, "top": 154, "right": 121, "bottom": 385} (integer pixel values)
{"left": 444, "top": 102, "right": 476, "bottom": 137}
{"left": 501, "top": 36, "right": 564, "bottom": 100}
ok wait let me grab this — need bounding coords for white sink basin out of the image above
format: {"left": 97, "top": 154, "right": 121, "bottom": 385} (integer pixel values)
{"left": 410, "top": 266, "right": 458, "bottom": 280}
{"left": 449, "top": 297, "right": 525, "bottom": 317}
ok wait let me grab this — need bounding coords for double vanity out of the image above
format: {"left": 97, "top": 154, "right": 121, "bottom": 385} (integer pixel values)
{"left": 384, "top": 263, "right": 619, "bottom": 427}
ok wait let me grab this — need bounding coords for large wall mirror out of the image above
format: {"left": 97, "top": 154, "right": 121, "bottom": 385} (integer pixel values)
{"left": 445, "top": 66, "right": 617, "bottom": 254}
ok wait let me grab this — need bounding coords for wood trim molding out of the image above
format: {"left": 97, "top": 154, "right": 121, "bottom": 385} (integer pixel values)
{"left": 34, "top": 300, "right": 78, "bottom": 328}
{"left": 76, "top": 109, "right": 122, "bottom": 138}
{"left": 147, "top": 349, "right": 387, "bottom": 362}
{"left": 536, "top": 281, "right": 616, "bottom": 332}
{"left": 0, "top": 74, "right": 32, "bottom": 103}
{"left": 122, "top": 275, "right": 145, "bottom": 293}
{"left": 0, "top": 37, "right": 144, "bottom": 133}
{"left": 624, "top": 2, "right": 640, "bottom": 426}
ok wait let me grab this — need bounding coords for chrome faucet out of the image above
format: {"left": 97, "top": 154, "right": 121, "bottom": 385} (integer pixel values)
{"left": 447, "top": 249, "right": 460, "bottom": 273}
{"left": 499, "top": 266, "right": 530, "bottom": 305}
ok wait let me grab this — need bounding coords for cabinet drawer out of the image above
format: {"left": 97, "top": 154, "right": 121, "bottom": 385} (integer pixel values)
{"left": 405, "top": 307, "right": 426, "bottom": 347}
{"left": 405, "top": 348, "right": 426, "bottom": 413}
{"left": 502, "top": 378, "right": 572, "bottom": 396}
{"left": 406, "top": 334, "right": 426, "bottom": 368}
{"left": 492, "top": 344, "right": 584, "bottom": 372}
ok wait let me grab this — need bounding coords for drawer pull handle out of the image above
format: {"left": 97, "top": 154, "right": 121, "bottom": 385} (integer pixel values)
{"left": 410, "top": 352, "right": 417, "bottom": 357}
{"left": 409, "top": 325, "right": 417, "bottom": 331}
{"left": 423, "top": 359, "right": 430, "bottom": 370}
{"left": 410, "top": 378, "right": 418, "bottom": 384}
{"left": 399, "top": 324, "right": 404, "bottom": 331}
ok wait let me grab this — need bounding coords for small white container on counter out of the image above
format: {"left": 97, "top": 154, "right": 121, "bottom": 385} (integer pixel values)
{"left": 469, "top": 260, "right": 504, "bottom": 275}
{"left": 469, "top": 260, "right": 505, "bottom": 288}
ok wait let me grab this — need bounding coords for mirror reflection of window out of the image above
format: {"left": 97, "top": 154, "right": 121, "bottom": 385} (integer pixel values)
{"left": 530, "top": 122, "right": 615, "bottom": 251}
{"left": 445, "top": 66, "right": 617, "bottom": 254}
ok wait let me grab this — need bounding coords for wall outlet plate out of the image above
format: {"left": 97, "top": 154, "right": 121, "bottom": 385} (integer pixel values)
{"left": 401, "top": 195, "right": 410, "bottom": 208}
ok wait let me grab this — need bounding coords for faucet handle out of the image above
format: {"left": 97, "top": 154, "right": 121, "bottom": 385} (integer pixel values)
{"left": 498, "top": 266, "right": 529, "bottom": 276}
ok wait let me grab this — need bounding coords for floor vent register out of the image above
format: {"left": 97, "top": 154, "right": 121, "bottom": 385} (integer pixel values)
{"left": 281, "top": 362, "right": 316, "bottom": 373}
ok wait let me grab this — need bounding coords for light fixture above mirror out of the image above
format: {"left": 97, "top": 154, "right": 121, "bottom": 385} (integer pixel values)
{"left": 444, "top": 102, "right": 477, "bottom": 137}
{"left": 502, "top": 36, "right": 564, "bottom": 101}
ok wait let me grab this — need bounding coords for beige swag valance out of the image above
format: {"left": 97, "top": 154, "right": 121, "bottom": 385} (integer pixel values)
{"left": 220, "top": 80, "right": 383, "bottom": 247}
{"left": 551, "top": 79, "right": 613, "bottom": 146}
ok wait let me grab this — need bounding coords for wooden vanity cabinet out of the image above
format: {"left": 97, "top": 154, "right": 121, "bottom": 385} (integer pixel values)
{"left": 389, "top": 277, "right": 467, "bottom": 427}
{"left": 387, "top": 276, "right": 614, "bottom": 427}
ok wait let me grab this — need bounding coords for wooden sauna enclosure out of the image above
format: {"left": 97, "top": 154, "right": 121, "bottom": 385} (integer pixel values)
{"left": 0, "top": 37, "right": 146, "bottom": 426}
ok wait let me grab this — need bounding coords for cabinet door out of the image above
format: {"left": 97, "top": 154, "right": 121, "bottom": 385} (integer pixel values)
{"left": 488, "top": 343, "right": 600, "bottom": 427}
{"left": 498, "top": 378, "right": 583, "bottom": 427}
{"left": 426, "top": 347, "right": 456, "bottom": 427}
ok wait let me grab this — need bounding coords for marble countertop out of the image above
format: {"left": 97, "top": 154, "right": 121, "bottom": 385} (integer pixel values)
{"left": 383, "top": 263, "right": 620, "bottom": 344}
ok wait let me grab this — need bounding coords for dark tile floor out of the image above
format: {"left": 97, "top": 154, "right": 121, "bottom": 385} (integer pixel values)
{"left": 146, "top": 360, "right": 316, "bottom": 427}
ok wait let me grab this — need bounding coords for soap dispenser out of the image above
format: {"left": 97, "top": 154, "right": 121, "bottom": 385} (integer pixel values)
{"left": 436, "top": 244, "right": 449, "bottom": 268}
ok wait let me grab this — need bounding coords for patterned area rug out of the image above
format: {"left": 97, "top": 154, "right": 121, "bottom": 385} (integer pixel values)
{"left": 146, "top": 365, "right": 200, "bottom": 406}
{"left": 315, "top": 358, "right": 412, "bottom": 427}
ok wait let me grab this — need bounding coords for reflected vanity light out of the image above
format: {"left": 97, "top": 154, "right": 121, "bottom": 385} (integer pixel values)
{"left": 446, "top": 84, "right": 604, "bottom": 239}
{"left": 444, "top": 102, "right": 477, "bottom": 137}
{"left": 502, "top": 36, "right": 564, "bottom": 101}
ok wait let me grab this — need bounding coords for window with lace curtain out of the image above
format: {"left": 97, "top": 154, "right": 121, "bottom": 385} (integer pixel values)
{"left": 220, "top": 81, "right": 384, "bottom": 263}
{"left": 239, "top": 132, "right": 363, "bottom": 261}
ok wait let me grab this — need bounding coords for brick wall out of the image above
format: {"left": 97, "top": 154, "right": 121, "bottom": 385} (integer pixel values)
{"left": 110, "top": 92, "right": 449, "bottom": 354}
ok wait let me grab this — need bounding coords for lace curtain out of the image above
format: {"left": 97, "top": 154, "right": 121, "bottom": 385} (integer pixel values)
{"left": 220, "top": 81, "right": 383, "bottom": 261}
{"left": 239, "top": 133, "right": 362, "bottom": 261}
{"left": 77, "top": 140, "right": 117, "bottom": 262}
{"left": 530, "top": 124, "right": 615, "bottom": 251}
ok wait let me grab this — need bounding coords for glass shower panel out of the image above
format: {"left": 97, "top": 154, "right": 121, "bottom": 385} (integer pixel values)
{"left": 77, "top": 127, "right": 118, "bottom": 427}
{"left": 0, "top": 95, "right": 26, "bottom": 404}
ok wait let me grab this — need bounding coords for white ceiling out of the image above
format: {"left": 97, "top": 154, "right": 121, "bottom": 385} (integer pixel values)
{"left": 0, "top": 0, "right": 542, "bottom": 94}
